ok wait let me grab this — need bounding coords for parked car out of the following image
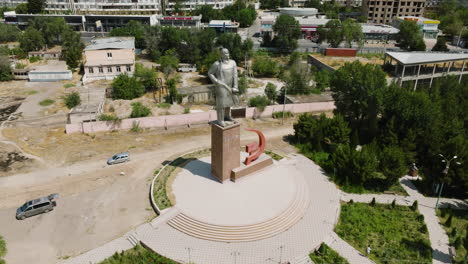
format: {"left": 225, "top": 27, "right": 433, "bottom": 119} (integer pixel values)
{"left": 107, "top": 152, "right": 130, "bottom": 165}
{"left": 16, "top": 193, "right": 59, "bottom": 220}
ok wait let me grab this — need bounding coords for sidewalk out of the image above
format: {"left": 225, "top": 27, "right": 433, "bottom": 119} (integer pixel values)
{"left": 324, "top": 232, "right": 376, "bottom": 264}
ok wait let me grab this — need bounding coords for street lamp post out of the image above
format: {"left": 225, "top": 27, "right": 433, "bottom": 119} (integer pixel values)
{"left": 435, "top": 154, "right": 462, "bottom": 210}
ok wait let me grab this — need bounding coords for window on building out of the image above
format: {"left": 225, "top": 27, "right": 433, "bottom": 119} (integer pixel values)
{"left": 126, "top": 65, "right": 131, "bottom": 72}
{"left": 88, "top": 67, "right": 94, "bottom": 74}
{"left": 99, "top": 67, "right": 103, "bottom": 73}
{"left": 107, "top": 66, "right": 112, "bottom": 73}
{"left": 116, "top": 66, "right": 121, "bottom": 72}
{"left": 107, "top": 52, "right": 112, "bottom": 59}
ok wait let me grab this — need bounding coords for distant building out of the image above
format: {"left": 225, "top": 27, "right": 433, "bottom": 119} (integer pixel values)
{"left": 393, "top": 16, "right": 440, "bottom": 39}
{"left": 278, "top": 8, "right": 319, "bottom": 17}
{"left": 83, "top": 37, "right": 135, "bottom": 84}
{"left": 68, "top": 103, "right": 103, "bottom": 124}
{"left": 155, "top": 15, "right": 202, "bottom": 28}
{"left": 361, "top": 23, "right": 399, "bottom": 42}
{"left": 28, "top": 61, "right": 72, "bottom": 82}
{"left": 362, "top": 0, "right": 425, "bottom": 24}
{"left": 28, "top": 47, "right": 62, "bottom": 60}
{"left": 208, "top": 20, "right": 239, "bottom": 33}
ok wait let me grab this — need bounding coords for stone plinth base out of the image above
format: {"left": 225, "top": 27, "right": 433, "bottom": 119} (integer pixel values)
{"left": 231, "top": 154, "right": 273, "bottom": 182}
{"left": 211, "top": 122, "right": 240, "bottom": 183}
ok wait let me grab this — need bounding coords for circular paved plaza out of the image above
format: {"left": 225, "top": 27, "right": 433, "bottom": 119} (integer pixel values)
{"left": 138, "top": 154, "right": 342, "bottom": 264}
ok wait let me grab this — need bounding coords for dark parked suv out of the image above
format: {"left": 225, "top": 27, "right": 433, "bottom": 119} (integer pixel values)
{"left": 16, "top": 193, "right": 58, "bottom": 220}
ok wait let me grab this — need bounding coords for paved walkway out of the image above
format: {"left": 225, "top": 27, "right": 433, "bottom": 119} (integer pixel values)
{"left": 325, "top": 232, "right": 375, "bottom": 264}
{"left": 60, "top": 166, "right": 468, "bottom": 264}
{"left": 340, "top": 176, "right": 468, "bottom": 264}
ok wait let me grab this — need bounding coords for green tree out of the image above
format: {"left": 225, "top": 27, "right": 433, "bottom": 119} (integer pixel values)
{"left": 0, "top": 56, "right": 13, "bottom": 82}
{"left": 27, "top": 0, "right": 46, "bottom": 13}
{"left": 330, "top": 61, "right": 386, "bottom": 141}
{"left": 432, "top": 37, "right": 449, "bottom": 52}
{"left": 29, "top": 17, "right": 68, "bottom": 47}
{"left": 135, "top": 63, "right": 158, "bottom": 92}
{"left": 110, "top": 20, "right": 146, "bottom": 49}
{"left": 19, "top": 27, "right": 45, "bottom": 52}
{"left": 260, "top": 0, "right": 284, "bottom": 9}
{"left": 64, "top": 92, "right": 81, "bottom": 109}
{"left": 193, "top": 5, "right": 222, "bottom": 23}
{"left": 216, "top": 33, "right": 253, "bottom": 63}
{"left": 159, "top": 49, "right": 179, "bottom": 78}
{"left": 314, "top": 70, "right": 331, "bottom": 91}
{"left": 15, "top": 3, "right": 28, "bottom": 14}
{"left": 342, "top": 18, "right": 364, "bottom": 48}
{"left": 0, "top": 24, "right": 20, "bottom": 43}
{"left": 265, "top": 82, "right": 278, "bottom": 103}
{"left": 222, "top": 1, "right": 256, "bottom": 28}
{"left": 304, "top": 0, "right": 321, "bottom": 8}
{"left": 283, "top": 62, "right": 312, "bottom": 94}
{"left": 62, "top": 28, "right": 83, "bottom": 69}
{"left": 317, "top": 19, "right": 343, "bottom": 48}
{"left": 112, "top": 74, "right": 145, "bottom": 100}
{"left": 130, "top": 102, "right": 151, "bottom": 118}
{"left": 396, "top": 20, "right": 426, "bottom": 51}
{"left": 144, "top": 26, "right": 162, "bottom": 61}
{"left": 272, "top": 14, "right": 301, "bottom": 52}
{"left": 379, "top": 146, "right": 407, "bottom": 187}
{"left": 166, "top": 78, "right": 179, "bottom": 104}
{"left": 238, "top": 76, "right": 248, "bottom": 94}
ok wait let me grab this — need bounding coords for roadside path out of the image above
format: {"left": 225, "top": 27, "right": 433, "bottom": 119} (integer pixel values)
{"left": 324, "top": 232, "right": 375, "bottom": 264}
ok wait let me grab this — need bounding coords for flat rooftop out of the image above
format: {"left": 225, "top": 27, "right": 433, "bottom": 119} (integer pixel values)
{"left": 85, "top": 37, "right": 135, "bottom": 51}
{"left": 396, "top": 16, "right": 440, "bottom": 23}
{"left": 29, "top": 61, "right": 69, "bottom": 72}
{"left": 386, "top": 52, "right": 468, "bottom": 65}
{"left": 361, "top": 23, "right": 399, "bottom": 34}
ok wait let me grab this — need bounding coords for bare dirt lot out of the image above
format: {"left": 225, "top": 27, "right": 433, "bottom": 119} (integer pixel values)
{"left": 0, "top": 119, "right": 297, "bottom": 264}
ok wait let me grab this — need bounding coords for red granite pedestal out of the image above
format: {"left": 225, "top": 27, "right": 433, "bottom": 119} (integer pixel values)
{"left": 211, "top": 122, "right": 240, "bottom": 183}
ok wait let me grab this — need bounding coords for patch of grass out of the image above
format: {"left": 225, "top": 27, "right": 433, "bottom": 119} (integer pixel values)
{"left": 29, "top": 56, "right": 41, "bottom": 63}
{"left": 130, "top": 121, "right": 142, "bottom": 133}
{"left": 359, "top": 53, "right": 384, "bottom": 60}
{"left": 272, "top": 111, "right": 293, "bottom": 119}
{"left": 437, "top": 208, "right": 467, "bottom": 263}
{"left": 26, "top": 90, "right": 38, "bottom": 95}
{"left": 15, "top": 63, "right": 26, "bottom": 69}
{"left": 39, "top": 99, "right": 55, "bottom": 106}
{"left": 98, "top": 244, "right": 178, "bottom": 264}
{"left": 63, "top": 92, "right": 81, "bottom": 109}
{"left": 0, "top": 235, "right": 6, "bottom": 261}
{"left": 309, "top": 243, "right": 349, "bottom": 264}
{"left": 156, "top": 102, "right": 171, "bottom": 109}
{"left": 63, "top": 83, "right": 75, "bottom": 88}
{"left": 265, "top": 150, "right": 283, "bottom": 161}
{"left": 153, "top": 149, "right": 210, "bottom": 210}
{"left": 183, "top": 107, "right": 190, "bottom": 114}
{"left": 336, "top": 203, "right": 432, "bottom": 264}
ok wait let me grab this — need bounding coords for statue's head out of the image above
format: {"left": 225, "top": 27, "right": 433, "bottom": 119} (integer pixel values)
{"left": 220, "top": 48, "right": 230, "bottom": 61}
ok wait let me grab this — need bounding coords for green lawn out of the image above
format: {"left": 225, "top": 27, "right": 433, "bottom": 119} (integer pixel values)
{"left": 0, "top": 235, "right": 6, "bottom": 264}
{"left": 437, "top": 208, "right": 467, "bottom": 263}
{"left": 39, "top": 99, "right": 55, "bottom": 106}
{"left": 336, "top": 203, "right": 432, "bottom": 264}
{"left": 309, "top": 243, "right": 349, "bottom": 264}
{"left": 98, "top": 244, "right": 178, "bottom": 264}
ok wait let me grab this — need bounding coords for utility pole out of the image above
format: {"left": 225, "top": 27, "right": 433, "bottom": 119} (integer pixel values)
{"left": 281, "top": 85, "right": 287, "bottom": 125}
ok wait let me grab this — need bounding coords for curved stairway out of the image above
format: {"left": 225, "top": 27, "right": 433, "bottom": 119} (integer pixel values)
{"left": 167, "top": 174, "right": 310, "bottom": 242}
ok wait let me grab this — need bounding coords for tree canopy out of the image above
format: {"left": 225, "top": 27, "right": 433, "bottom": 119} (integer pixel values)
{"left": 110, "top": 20, "right": 146, "bottom": 49}
{"left": 396, "top": 20, "right": 426, "bottom": 51}
{"left": 317, "top": 19, "right": 363, "bottom": 48}
{"left": 0, "top": 56, "right": 13, "bottom": 82}
{"left": 27, "top": 0, "right": 46, "bottom": 13}
{"left": 272, "top": 14, "right": 301, "bottom": 52}
{"left": 112, "top": 74, "right": 145, "bottom": 100}
{"left": 432, "top": 37, "right": 449, "bottom": 52}
{"left": 0, "top": 24, "right": 20, "bottom": 43}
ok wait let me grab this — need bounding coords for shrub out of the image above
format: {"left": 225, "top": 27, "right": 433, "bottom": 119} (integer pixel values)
{"left": 29, "top": 56, "right": 41, "bottom": 63}
{"left": 454, "top": 236, "right": 462, "bottom": 248}
{"left": 112, "top": 74, "right": 145, "bottom": 100}
{"left": 63, "top": 83, "right": 74, "bottom": 88}
{"left": 451, "top": 227, "right": 458, "bottom": 237}
{"left": 265, "top": 82, "right": 278, "bottom": 102}
{"left": 248, "top": 95, "right": 270, "bottom": 111}
{"left": 39, "top": 99, "right": 54, "bottom": 106}
{"left": 130, "top": 121, "right": 141, "bottom": 132}
{"left": 272, "top": 111, "right": 293, "bottom": 119}
{"left": 370, "top": 197, "right": 376, "bottom": 207}
{"left": 445, "top": 214, "right": 453, "bottom": 227}
{"left": 238, "top": 76, "right": 248, "bottom": 94}
{"left": 252, "top": 55, "right": 279, "bottom": 77}
{"left": 184, "top": 107, "right": 190, "bottom": 114}
{"left": 130, "top": 102, "right": 151, "bottom": 118}
{"left": 411, "top": 200, "right": 418, "bottom": 211}
{"left": 391, "top": 199, "right": 396, "bottom": 208}
{"left": 64, "top": 92, "right": 81, "bottom": 109}
{"left": 0, "top": 235, "right": 6, "bottom": 259}
{"left": 349, "top": 199, "right": 354, "bottom": 204}
{"left": 156, "top": 103, "right": 171, "bottom": 108}
{"left": 417, "top": 214, "right": 425, "bottom": 222}
{"left": 15, "top": 63, "right": 26, "bottom": 69}
{"left": 99, "top": 114, "right": 120, "bottom": 122}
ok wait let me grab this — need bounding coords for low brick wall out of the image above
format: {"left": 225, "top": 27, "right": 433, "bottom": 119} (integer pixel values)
{"left": 65, "top": 101, "right": 335, "bottom": 134}
{"left": 325, "top": 48, "right": 357, "bottom": 57}
{"left": 307, "top": 55, "right": 336, "bottom": 73}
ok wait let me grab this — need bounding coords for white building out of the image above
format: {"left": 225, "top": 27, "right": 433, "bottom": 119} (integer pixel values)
{"left": 1, "top": 0, "right": 234, "bottom": 15}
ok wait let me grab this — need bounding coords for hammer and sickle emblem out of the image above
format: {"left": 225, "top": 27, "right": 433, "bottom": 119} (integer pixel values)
{"left": 244, "top": 128, "right": 266, "bottom": 165}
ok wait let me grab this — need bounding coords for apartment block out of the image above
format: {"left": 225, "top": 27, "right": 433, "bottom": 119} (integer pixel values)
{"left": 363, "top": 0, "right": 425, "bottom": 24}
